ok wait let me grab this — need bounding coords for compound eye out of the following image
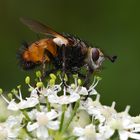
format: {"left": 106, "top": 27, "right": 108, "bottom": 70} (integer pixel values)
{"left": 92, "top": 48, "right": 99, "bottom": 61}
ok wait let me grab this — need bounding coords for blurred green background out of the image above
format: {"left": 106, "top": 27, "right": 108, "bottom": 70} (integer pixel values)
{"left": 0, "top": 0, "right": 140, "bottom": 115}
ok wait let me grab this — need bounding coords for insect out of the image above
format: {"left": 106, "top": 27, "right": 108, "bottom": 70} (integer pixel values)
{"left": 18, "top": 17, "right": 117, "bottom": 86}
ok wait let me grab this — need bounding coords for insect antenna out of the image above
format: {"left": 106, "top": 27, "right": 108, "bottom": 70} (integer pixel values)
{"left": 105, "top": 55, "right": 117, "bottom": 63}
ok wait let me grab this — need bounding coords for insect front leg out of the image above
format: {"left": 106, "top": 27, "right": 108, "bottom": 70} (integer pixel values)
{"left": 83, "top": 68, "right": 93, "bottom": 88}
{"left": 83, "top": 67, "right": 94, "bottom": 100}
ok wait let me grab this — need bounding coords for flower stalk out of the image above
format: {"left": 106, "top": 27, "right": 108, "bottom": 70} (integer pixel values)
{"left": 46, "top": 97, "right": 51, "bottom": 111}
{"left": 59, "top": 104, "right": 67, "bottom": 132}
{"left": 61, "top": 100, "right": 80, "bottom": 134}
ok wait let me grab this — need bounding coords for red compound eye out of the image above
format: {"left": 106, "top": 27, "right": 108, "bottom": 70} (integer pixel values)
{"left": 92, "top": 48, "right": 99, "bottom": 61}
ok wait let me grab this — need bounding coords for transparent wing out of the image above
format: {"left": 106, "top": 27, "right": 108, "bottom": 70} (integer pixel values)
{"left": 20, "top": 17, "right": 68, "bottom": 45}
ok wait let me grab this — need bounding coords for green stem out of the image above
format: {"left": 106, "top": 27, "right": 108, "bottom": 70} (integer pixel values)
{"left": 36, "top": 103, "right": 41, "bottom": 112}
{"left": 64, "top": 135, "right": 78, "bottom": 140}
{"left": 46, "top": 97, "right": 51, "bottom": 111}
{"left": 21, "top": 110, "right": 31, "bottom": 122}
{"left": 59, "top": 105, "right": 67, "bottom": 132}
{"left": 61, "top": 100, "right": 80, "bottom": 134}
{"left": 23, "top": 127, "right": 35, "bottom": 139}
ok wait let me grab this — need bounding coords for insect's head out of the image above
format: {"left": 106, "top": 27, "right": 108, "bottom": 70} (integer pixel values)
{"left": 90, "top": 48, "right": 117, "bottom": 70}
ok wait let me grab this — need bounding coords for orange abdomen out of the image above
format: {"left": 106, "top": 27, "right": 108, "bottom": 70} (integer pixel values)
{"left": 22, "top": 38, "right": 58, "bottom": 63}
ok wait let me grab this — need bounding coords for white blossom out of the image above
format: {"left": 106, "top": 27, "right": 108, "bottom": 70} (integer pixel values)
{"left": 48, "top": 93, "right": 80, "bottom": 104}
{"left": 40, "top": 84, "right": 62, "bottom": 96}
{"left": 0, "top": 74, "right": 140, "bottom": 140}
{"left": 73, "top": 124, "right": 103, "bottom": 140}
{"left": 27, "top": 110, "right": 60, "bottom": 139}
{"left": 99, "top": 106, "right": 140, "bottom": 140}
{"left": 3, "top": 115, "right": 23, "bottom": 139}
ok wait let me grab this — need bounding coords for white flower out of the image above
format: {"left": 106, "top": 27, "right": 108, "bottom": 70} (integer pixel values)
{"left": 27, "top": 110, "right": 60, "bottom": 139}
{"left": 81, "top": 96, "right": 106, "bottom": 123}
{"left": 1, "top": 86, "right": 39, "bottom": 111}
{"left": 0, "top": 99, "right": 12, "bottom": 121}
{"left": 30, "top": 88, "right": 39, "bottom": 98}
{"left": 73, "top": 124, "right": 103, "bottom": 140}
{"left": 132, "top": 115, "right": 140, "bottom": 123}
{"left": 7, "top": 99, "right": 19, "bottom": 111}
{"left": 99, "top": 106, "right": 140, "bottom": 140}
{"left": 67, "top": 84, "right": 97, "bottom": 96}
{"left": 100, "top": 103, "right": 117, "bottom": 121}
{"left": 2, "top": 73, "right": 140, "bottom": 140}
{"left": 87, "top": 76, "right": 100, "bottom": 95}
{"left": 69, "top": 110, "right": 90, "bottom": 130}
{"left": 41, "top": 84, "right": 62, "bottom": 97}
{"left": 7, "top": 97, "right": 39, "bottom": 111}
{"left": 67, "top": 85, "right": 88, "bottom": 96}
{"left": 99, "top": 118, "right": 140, "bottom": 140}
{"left": 82, "top": 95, "right": 102, "bottom": 110}
{"left": 3, "top": 115, "right": 23, "bottom": 139}
{"left": 48, "top": 93, "right": 80, "bottom": 104}
{"left": 0, "top": 123, "right": 8, "bottom": 139}
{"left": 28, "top": 108, "right": 39, "bottom": 121}
{"left": 18, "top": 97, "right": 39, "bottom": 109}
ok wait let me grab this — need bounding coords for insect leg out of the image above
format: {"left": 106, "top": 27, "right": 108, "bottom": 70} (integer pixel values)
{"left": 84, "top": 68, "right": 94, "bottom": 100}
{"left": 42, "top": 59, "right": 46, "bottom": 78}
{"left": 45, "top": 68, "right": 58, "bottom": 76}
{"left": 77, "top": 72, "right": 86, "bottom": 79}
{"left": 41, "top": 49, "right": 55, "bottom": 79}
{"left": 83, "top": 69, "right": 93, "bottom": 88}
{"left": 62, "top": 44, "right": 66, "bottom": 86}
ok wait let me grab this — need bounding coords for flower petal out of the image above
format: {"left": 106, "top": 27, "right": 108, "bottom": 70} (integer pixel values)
{"left": 73, "top": 127, "right": 84, "bottom": 136}
{"left": 119, "top": 130, "right": 128, "bottom": 140}
{"left": 18, "top": 97, "right": 39, "bottom": 109}
{"left": 31, "top": 89, "right": 39, "bottom": 98}
{"left": 48, "top": 94, "right": 58, "bottom": 104}
{"left": 88, "top": 88, "right": 98, "bottom": 95}
{"left": 47, "top": 121, "right": 60, "bottom": 130}
{"left": 128, "top": 132, "right": 140, "bottom": 140}
{"left": 78, "top": 87, "right": 88, "bottom": 95}
{"left": 7, "top": 99, "right": 19, "bottom": 111}
{"left": 36, "top": 126, "right": 48, "bottom": 139}
{"left": 27, "top": 122, "right": 39, "bottom": 132}
{"left": 69, "top": 93, "right": 80, "bottom": 103}
{"left": 46, "top": 110, "right": 59, "bottom": 120}
{"left": 99, "top": 125, "right": 114, "bottom": 139}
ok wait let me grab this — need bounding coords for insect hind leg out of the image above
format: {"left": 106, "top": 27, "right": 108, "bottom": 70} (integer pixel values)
{"left": 41, "top": 49, "right": 55, "bottom": 79}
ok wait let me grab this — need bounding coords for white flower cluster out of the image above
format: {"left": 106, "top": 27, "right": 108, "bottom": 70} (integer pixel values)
{"left": 0, "top": 72, "right": 140, "bottom": 140}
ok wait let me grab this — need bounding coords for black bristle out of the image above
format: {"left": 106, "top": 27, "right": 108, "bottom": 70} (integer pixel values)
{"left": 111, "top": 55, "right": 117, "bottom": 63}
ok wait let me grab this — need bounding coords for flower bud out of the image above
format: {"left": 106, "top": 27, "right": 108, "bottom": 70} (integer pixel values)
{"left": 0, "top": 88, "right": 3, "bottom": 95}
{"left": 36, "top": 71, "right": 42, "bottom": 78}
{"left": 96, "top": 76, "right": 102, "bottom": 81}
{"left": 71, "top": 84, "right": 76, "bottom": 89}
{"left": 73, "top": 74, "right": 78, "bottom": 79}
{"left": 11, "top": 89, "right": 18, "bottom": 95}
{"left": 50, "top": 73, "right": 56, "bottom": 80}
{"left": 25, "top": 76, "right": 30, "bottom": 84}
{"left": 64, "top": 74, "right": 68, "bottom": 81}
{"left": 36, "top": 82, "right": 44, "bottom": 88}
{"left": 50, "top": 79, "right": 55, "bottom": 86}
{"left": 17, "top": 85, "right": 21, "bottom": 89}
{"left": 8, "top": 93, "right": 13, "bottom": 100}
{"left": 78, "top": 79, "right": 82, "bottom": 86}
